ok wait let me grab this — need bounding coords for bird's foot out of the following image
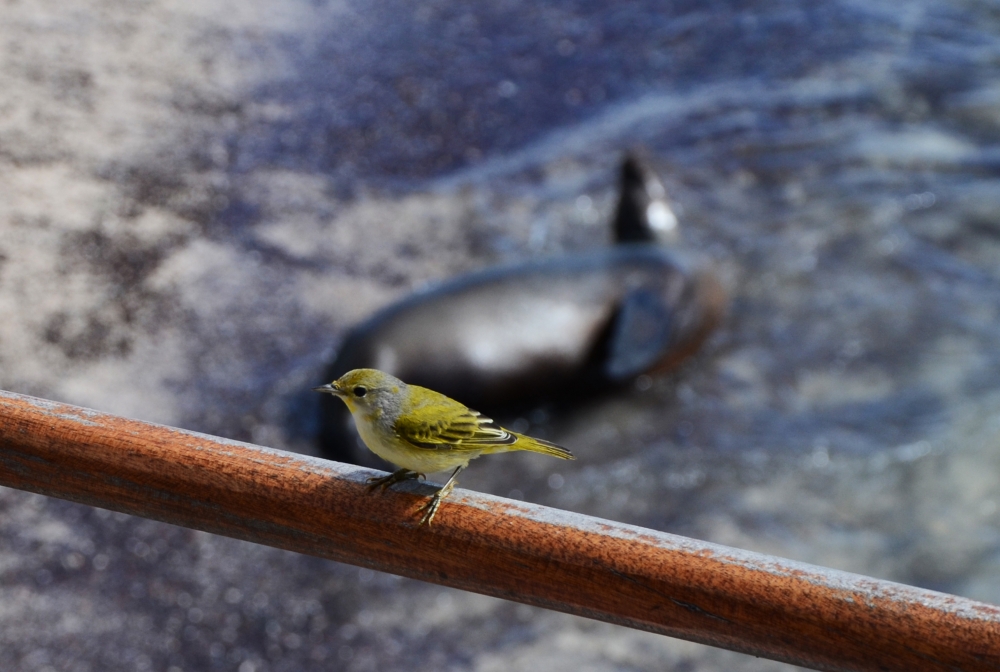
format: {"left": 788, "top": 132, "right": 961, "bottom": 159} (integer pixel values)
{"left": 415, "top": 476, "right": 460, "bottom": 526}
{"left": 416, "top": 493, "right": 444, "bottom": 526}
{"left": 366, "top": 468, "right": 422, "bottom": 493}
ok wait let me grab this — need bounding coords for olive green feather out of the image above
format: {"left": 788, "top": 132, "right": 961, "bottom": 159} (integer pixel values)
{"left": 396, "top": 385, "right": 573, "bottom": 460}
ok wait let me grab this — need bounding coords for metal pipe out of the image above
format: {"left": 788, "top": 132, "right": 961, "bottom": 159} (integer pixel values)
{"left": 0, "top": 390, "right": 996, "bottom": 671}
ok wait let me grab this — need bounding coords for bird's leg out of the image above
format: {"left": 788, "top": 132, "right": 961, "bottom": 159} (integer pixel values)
{"left": 417, "top": 465, "right": 466, "bottom": 526}
{"left": 366, "top": 468, "right": 422, "bottom": 493}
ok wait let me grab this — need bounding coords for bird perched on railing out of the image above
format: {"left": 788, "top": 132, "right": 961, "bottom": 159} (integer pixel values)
{"left": 315, "top": 368, "right": 573, "bottom": 525}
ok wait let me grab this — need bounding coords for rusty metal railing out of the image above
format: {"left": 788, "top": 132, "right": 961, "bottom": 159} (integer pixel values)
{"left": 0, "top": 390, "right": 997, "bottom": 670}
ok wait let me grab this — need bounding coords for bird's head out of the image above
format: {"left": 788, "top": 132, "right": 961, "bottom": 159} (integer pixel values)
{"left": 313, "top": 368, "right": 405, "bottom": 414}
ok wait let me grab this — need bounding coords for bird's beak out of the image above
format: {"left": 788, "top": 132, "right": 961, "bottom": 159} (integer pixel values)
{"left": 312, "top": 383, "right": 343, "bottom": 396}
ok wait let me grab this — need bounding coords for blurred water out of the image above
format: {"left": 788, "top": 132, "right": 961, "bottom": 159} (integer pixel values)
{"left": 2, "top": 0, "right": 1000, "bottom": 670}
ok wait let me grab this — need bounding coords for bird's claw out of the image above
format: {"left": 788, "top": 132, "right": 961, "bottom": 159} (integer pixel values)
{"left": 416, "top": 495, "right": 443, "bottom": 526}
{"left": 364, "top": 476, "right": 392, "bottom": 493}
{"left": 365, "top": 469, "right": 421, "bottom": 493}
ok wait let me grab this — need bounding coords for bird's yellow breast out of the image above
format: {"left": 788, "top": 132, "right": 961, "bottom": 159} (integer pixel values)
{"left": 352, "top": 409, "right": 477, "bottom": 474}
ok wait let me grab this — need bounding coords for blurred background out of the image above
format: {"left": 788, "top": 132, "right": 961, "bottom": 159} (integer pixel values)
{"left": 3, "top": 0, "right": 1000, "bottom": 670}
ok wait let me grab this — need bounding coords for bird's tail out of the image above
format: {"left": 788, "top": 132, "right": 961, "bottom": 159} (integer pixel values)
{"left": 512, "top": 434, "right": 575, "bottom": 460}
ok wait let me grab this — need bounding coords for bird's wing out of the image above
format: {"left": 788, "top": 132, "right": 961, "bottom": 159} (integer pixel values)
{"left": 395, "top": 397, "right": 516, "bottom": 451}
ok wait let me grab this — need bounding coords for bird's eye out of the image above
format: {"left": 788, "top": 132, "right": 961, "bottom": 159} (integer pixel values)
{"left": 353, "top": 386, "right": 367, "bottom": 397}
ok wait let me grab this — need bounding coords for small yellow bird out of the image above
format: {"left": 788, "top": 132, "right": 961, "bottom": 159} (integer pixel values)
{"left": 314, "top": 368, "right": 574, "bottom": 525}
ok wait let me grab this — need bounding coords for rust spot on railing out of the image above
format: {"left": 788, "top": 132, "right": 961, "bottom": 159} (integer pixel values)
{"left": 0, "top": 390, "right": 997, "bottom": 671}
